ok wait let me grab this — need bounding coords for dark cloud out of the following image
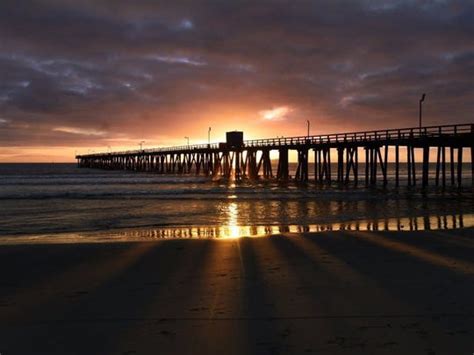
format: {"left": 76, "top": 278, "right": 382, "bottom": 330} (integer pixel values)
{"left": 0, "top": 0, "right": 473, "bottom": 152}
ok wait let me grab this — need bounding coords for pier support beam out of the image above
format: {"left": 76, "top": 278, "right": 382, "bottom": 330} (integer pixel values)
{"left": 295, "top": 148, "right": 309, "bottom": 182}
{"left": 246, "top": 150, "right": 259, "bottom": 180}
{"left": 450, "top": 147, "right": 455, "bottom": 186}
{"left": 407, "top": 145, "right": 416, "bottom": 186}
{"left": 422, "top": 146, "right": 429, "bottom": 187}
{"left": 277, "top": 148, "right": 289, "bottom": 181}
{"left": 344, "top": 146, "right": 358, "bottom": 184}
{"left": 337, "top": 147, "right": 344, "bottom": 183}
{"left": 457, "top": 147, "right": 463, "bottom": 187}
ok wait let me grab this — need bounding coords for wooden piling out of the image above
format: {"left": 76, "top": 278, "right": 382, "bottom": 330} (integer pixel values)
{"left": 441, "top": 146, "right": 446, "bottom": 187}
{"left": 422, "top": 145, "right": 429, "bottom": 187}
{"left": 395, "top": 145, "right": 399, "bottom": 186}
{"left": 450, "top": 147, "right": 455, "bottom": 186}
{"left": 277, "top": 148, "right": 289, "bottom": 181}
{"left": 457, "top": 147, "right": 463, "bottom": 187}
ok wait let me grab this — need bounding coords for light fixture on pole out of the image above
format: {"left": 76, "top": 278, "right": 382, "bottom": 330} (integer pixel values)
{"left": 419, "top": 93, "right": 426, "bottom": 128}
{"left": 208, "top": 127, "right": 211, "bottom": 145}
{"left": 185, "top": 136, "right": 190, "bottom": 147}
{"left": 139, "top": 141, "right": 145, "bottom": 150}
{"left": 307, "top": 120, "right": 310, "bottom": 137}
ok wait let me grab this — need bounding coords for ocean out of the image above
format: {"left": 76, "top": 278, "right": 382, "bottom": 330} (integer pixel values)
{"left": 0, "top": 163, "right": 472, "bottom": 243}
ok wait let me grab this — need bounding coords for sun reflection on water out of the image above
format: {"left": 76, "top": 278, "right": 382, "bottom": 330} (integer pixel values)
{"left": 0, "top": 212, "right": 472, "bottom": 244}
{"left": 226, "top": 202, "right": 241, "bottom": 238}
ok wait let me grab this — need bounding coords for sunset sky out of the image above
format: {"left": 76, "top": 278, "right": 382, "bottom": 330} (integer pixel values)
{"left": 1, "top": 0, "right": 473, "bottom": 162}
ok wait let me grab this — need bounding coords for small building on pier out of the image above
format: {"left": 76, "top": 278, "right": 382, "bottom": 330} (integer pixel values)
{"left": 226, "top": 131, "right": 244, "bottom": 149}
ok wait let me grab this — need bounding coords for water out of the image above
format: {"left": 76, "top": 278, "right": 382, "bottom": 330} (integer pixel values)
{"left": 0, "top": 163, "right": 472, "bottom": 243}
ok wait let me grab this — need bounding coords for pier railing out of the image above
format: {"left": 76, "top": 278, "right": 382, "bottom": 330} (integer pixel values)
{"left": 78, "top": 123, "right": 473, "bottom": 157}
{"left": 244, "top": 123, "right": 473, "bottom": 148}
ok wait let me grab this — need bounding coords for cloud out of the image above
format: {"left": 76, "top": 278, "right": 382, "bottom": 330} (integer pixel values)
{"left": 53, "top": 126, "right": 106, "bottom": 136}
{"left": 259, "top": 106, "right": 293, "bottom": 121}
{"left": 146, "top": 54, "right": 206, "bottom": 66}
{"left": 178, "top": 19, "right": 194, "bottom": 30}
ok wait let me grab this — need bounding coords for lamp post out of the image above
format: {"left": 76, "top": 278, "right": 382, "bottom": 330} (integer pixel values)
{"left": 184, "top": 136, "right": 189, "bottom": 147}
{"left": 307, "top": 120, "right": 310, "bottom": 137}
{"left": 208, "top": 127, "right": 211, "bottom": 145}
{"left": 419, "top": 93, "right": 426, "bottom": 128}
{"left": 139, "top": 141, "right": 145, "bottom": 150}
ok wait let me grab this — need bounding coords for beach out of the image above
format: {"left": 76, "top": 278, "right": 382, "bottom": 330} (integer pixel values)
{"left": 1, "top": 229, "right": 473, "bottom": 354}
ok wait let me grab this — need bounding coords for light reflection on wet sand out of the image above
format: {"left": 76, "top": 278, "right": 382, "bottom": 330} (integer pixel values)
{"left": 1, "top": 213, "right": 473, "bottom": 244}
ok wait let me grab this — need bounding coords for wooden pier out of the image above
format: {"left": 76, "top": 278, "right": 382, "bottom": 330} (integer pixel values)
{"left": 76, "top": 123, "right": 474, "bottom": 187}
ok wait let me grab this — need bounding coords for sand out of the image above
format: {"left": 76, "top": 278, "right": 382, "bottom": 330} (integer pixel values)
{"left": 0, "top": 228, "right": 473, "bottom": 354}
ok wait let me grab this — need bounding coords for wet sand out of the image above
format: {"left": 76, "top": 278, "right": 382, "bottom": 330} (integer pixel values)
{"left": 0, "top": 229, "right": 473, "bottom": 354}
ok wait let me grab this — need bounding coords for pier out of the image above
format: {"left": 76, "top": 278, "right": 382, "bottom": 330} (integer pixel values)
{"left": 76, "top": 123, "right": 474, "bottom": 187}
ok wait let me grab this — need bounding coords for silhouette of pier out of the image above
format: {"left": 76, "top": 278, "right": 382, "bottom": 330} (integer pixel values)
{"left": 76, "top": 123, "right": 473, "bottom": 187}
